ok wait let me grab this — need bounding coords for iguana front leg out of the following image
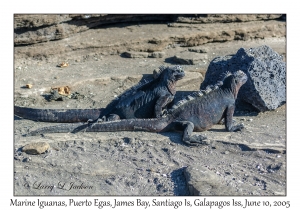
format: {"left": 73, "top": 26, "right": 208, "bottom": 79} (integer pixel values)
{"left": 172, "top": 121, "right": 207, "bottom": 146}
{"left": 225, "top": 105, "right": 244, "bottom": 131}
{"left": 155, "top": 94, "right": 174, "bottom": 118}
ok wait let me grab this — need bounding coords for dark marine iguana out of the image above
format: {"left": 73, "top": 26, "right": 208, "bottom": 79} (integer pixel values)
{"left": 27, "top": 70, "right": 247, "bottom": 146}
{"left": 14, "top": 65, "right": 185, "bottom": 123}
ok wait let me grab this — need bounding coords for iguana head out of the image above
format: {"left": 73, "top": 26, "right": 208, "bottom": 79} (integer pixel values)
{"left": 164, "top": 65, "right": 185, "bottom": 95}
{"left": 154, "top": 65, "right": 185, "bottom": 81}
{"left": 161, "top": 65, "right": 185, "bottom": 82}
{"left": 167, "top": 65, "right": 186, "bottom": 82}
{"left": 222, "top": 70, "right": 248, "bottom": 99}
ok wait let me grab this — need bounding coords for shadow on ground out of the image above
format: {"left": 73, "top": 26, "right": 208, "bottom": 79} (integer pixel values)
{"left": 170, "top": 167, "right": 190, "bottom": 196}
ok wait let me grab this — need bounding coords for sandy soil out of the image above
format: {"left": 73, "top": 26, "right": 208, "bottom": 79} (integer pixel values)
{"left": 14, "top": 21, "right": 286, "bottom": 196}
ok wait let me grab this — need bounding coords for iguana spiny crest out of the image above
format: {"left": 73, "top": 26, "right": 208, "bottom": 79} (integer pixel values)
{"left": 168, "top": 71, "right": 237, "bottom": 112}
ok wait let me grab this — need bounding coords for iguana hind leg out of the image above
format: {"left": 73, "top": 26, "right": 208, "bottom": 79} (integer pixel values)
{"left": 172, "top": 121, "right": 207, "bottom": 146}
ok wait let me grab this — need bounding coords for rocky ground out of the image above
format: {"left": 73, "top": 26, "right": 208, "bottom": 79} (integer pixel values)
{"left": 14, "top": 15, "right": 286, "bottom": 196}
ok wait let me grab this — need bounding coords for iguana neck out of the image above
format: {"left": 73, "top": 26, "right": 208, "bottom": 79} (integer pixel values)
{"left": 167, "top": 79, "right": 177, "bottom": 95}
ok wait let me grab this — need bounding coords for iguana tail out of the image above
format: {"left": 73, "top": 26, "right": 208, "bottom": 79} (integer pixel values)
{"left": 26, "top": 117, "right": 171, "bottom": 136}
{"left": 14, "top": 106, "right": 102, "bottom": 123}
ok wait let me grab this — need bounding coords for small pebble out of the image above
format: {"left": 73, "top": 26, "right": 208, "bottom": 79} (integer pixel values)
{"left": 22, "top": 142, "right": 50, "bottom": 155}
{"left": 22, "top": 157, "right": 31, "bottom": 162}
{"left": 25, "top": 84, "right": 33, "bottom": 89}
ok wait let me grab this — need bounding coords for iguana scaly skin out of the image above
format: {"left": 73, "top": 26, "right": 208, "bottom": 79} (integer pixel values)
{"left": 14, "top": 65, "right": 185, "bottom": 123}
{"left": 14, "top": 107, "right": 101, "bottom": 123}
{"left": 27, "top": 70, "right": 247, "bottom": 146}
{"left": 97, "top": 65, "right": 185, "bottom": 121}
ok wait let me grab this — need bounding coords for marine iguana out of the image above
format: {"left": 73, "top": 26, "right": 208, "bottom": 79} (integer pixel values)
{"left": 27, "top": 70, "right": 247, "bottom": 146}
{"left": 14, "top": 65, "right": 185, "bottom": 123}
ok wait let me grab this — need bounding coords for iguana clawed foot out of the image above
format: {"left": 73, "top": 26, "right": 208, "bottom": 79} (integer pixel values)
{"left": 87, "top": 118, "right": 104, "bottom": 128}
{"left": 87, "top": 119, "right": 96, "bottom": 123}
{"left": 87, "top": 114, "right": 121, "bottom": 128}
{"left": 230, "top": 123, "right": 245, "bottom": 132}
{"left": 183, "top": 134, "right": 208, "bottom": 146}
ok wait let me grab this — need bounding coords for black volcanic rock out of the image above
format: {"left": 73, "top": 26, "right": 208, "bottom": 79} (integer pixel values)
{"left": 200, "top": 45, "right": 286, "bottom": 112}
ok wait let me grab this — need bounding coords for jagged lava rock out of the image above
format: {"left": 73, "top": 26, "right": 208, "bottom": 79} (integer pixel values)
{"left": 200, "top": 45, "right": 286, "bottom": 112}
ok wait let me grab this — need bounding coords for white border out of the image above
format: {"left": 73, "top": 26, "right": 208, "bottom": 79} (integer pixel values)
{"left": 3, "top": 0, "right": 298, "bottom": 209}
